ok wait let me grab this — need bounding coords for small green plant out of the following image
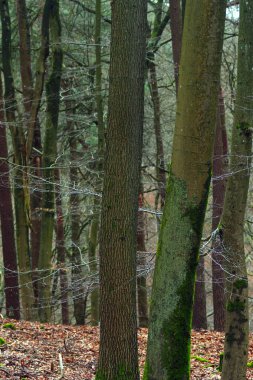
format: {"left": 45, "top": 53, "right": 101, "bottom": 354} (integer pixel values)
{"left": 0, "top": 337, "right": 6, "bottom": 346}
{"left": 3, "top": 322, "right": 16, "bottom": 330}
{"left": 192, "top": 355, "right": 210, "bottom": 363}
{"left": 40, "top": 325, "right": 45, "bottom": 330}
{"left": 247, "top": 361, "right": 253, "bottom": 368}
{"left": 217, "top": 352, "right": 224, "bottom": 372}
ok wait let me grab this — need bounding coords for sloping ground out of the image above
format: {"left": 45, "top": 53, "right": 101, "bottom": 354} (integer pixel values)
{"left": 0, "top": 318, "right": 252, "bottom": 379}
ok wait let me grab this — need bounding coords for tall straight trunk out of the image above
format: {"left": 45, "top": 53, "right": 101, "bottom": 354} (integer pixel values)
{"left": 26, "top": 0, "right": 50, "bottom": 291}
{"left": 144, "top": 1, "right": 226, "bottom": 379}
{"left": 69, "top": 156, "right": 85, "bottom": 325}
{"left": 55, "top": 169, "right": 69, "bottom": 325}
{"left": 0, "top": 77, "right": 20, "bottom": 320}
{"left": 212, "top": 90, "right": 227, "bottom": 332}
{"left": 221, "top": 2, "right": 253, "bottom": 379}
{"left": 0, "top": 0, "right": 36, "bottom": 320}
{"left": 63, "top": 79, "right": 86, "bottom": 325}
{"left": 88, "top": 0, "right": 104, "bottom": 326}
{"left": 38, "top": 0, "right": 63, "bottom": 322}
{"left": 16, "top": 0, "right": 44, "bottom": 308}
{"left": 137, "top": 186, "right": 148, "bottom": 328}
{"left": 96, "top": 0, "right": 147, "bottom": 378}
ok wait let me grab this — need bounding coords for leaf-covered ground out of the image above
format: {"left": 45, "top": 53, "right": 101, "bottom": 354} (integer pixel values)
{"left": 0, "top": 318, "right": 252, "bottom": 379}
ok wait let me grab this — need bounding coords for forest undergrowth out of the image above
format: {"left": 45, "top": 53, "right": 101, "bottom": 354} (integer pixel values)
{"left": 0, "top": 318, "right": 252, "bottom": 379}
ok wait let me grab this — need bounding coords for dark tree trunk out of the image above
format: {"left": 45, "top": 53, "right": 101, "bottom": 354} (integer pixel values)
{"left": 55, "top": 169, "right": 69, "bottom": 324}
{"left": 0, "top": 0, "right": 36, "bottom": 320}
{"left": 192, "top": 256, "right": 207, "bottom": 329}
{"left": 0, "top": 77, "right": 20, "bottom": 319}
{"left": 96, "top": 0, "right": 147, "bottom": 378}
{"left": 169, "top": 0, "right": 182, "bottom": 93}
{"left": 38, "top": 0, "right": 63, "bottom": 322}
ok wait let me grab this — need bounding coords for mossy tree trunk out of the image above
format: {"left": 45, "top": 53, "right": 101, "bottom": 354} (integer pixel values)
{"left": 221, "top": 2, "right": 253, "bottom": 379}
{"left": 144, "top": 1, "right": 226, "bottom": 379}
{"left": 95, "top": 0, "right": 147, "bottom": 379}
{"left": 38, "top": 0, "right": 63, "bottom": 323}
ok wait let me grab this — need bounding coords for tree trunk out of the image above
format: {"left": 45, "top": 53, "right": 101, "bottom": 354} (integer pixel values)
{"left": 38, "top": 0, "right": 63, "bottom": 322}
{"left": 62, "top": 78, "right": 86, "bottom": 325}
{"left": 0, "top": 0, "right": 36, "bottom": 321}
{"left": 0, "top": 77, "right": 20, "bottom": 320}
{"left": 16, "top": 0, "right": 48, "bottom": 309}
{"left": 221, "top": 2, "right": 253, "bottom": 379}
{"left": 144, "top": 1, "right": 226, "bottom": 379}
{"left": 192, "top": 256, "right": 207, "bottom": 330}
{"left": 148, "top": 1, "right": 169, "bottom": 209}
{"left": 16, "top": 0, "right": 33, "bottom": 117}
{"left": 148, "top": 60, "right": 166, "bottom": 208}
{"left": 87, "top": 0, "right": 104, "bottom": 326}
{"left": 55, "top": 169, "right": 69, "bottom": 325}
{"left": 96, "top": 0, "right": 147, "bottom": 378}
{"left": 212, "top": 90, "right": 227, "bottom": 332}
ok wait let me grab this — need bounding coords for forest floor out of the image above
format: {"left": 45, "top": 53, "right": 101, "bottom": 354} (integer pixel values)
{"left": 0, "top": 318, "right": 252, "bottom": 379}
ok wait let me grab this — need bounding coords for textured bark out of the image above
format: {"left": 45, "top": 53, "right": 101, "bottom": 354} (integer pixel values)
{"left": 0, "top": 77, "right": 20, "bottom": 320}
{"left": 96, "top": 0, "right": 147, "bottom": 378}
{"left": 212, "top": 90, "right": 227, "bottom": 332}
{"left": 144, "top": 1, "right": 226, "bottom": 379}
{"left": 55, "top": 169, "right": 69, "bottom": 325}
{"left": 137, "top": 188, "right": 148, "bottom": 328}
{"left": 0, "top": 0, "right": 36, "bottom": 321}
{"left": 38, "top": 0, "right": 63, "bottom": 322}
{"left": 221, "top": 2, "right": 253, "bottom": 379}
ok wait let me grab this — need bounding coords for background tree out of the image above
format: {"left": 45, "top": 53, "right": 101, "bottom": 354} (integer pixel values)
{"left": 38, "top": 0, "right": 63, "bottom": 323}
{"left": 221, "top": 1, "right": 253, "bottom": 378}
